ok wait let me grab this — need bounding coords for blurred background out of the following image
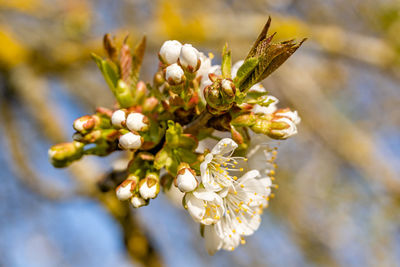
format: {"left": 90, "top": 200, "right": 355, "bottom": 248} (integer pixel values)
{"left": 1, "top": 0, "right": 400, "bottom": 266}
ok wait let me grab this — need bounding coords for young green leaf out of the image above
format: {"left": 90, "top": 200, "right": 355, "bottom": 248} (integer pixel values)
{"left": 221, "top": 43, "right": 232, "bottom": 79}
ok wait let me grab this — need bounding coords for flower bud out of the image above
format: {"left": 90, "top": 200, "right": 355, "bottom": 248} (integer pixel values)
{"left": 253, "top": 95, "right": 279, "bottom": 115}
{"left": 139, "top": 173, "right": 160, "bottom": 199}
{"left": 48, "top": 141, "right": 84, "bottom": 168}
{"left": 165, "top": 63, "right": 184, "bottom": 85}
{"left": 119, "top": 132, "right": 143, "bottom": 150}
{"left": 142, "top": 96, "right": 159, "bottom": 113}
{"left": 111, "top": 109, "right": 126, "bottom": 128}
{"left": 268, "top": 117, "right": 298, "bottom": 139}
{"left": 220, "top": 79, "right": 236, "bottom": 100}
{"left": 175, "top": 163, "right": 198, "bottom": 192}
{"left": 116, "top": 175, "right": 139, "bottom": 201}
{"left": 126, "top": 112, "right": 149, "bottom": 132}
{"left": 73, "top": 115, "right": 95, "bottom": 133}
{"left": 134, "top": 81, "right": 147, "bottom": 105}
{"left": 274, "top": 108, "right": 301, "bottom": 125}
{"left": 159, "top": 40, "right": 182, "bottom": 65}
{"left": 179, "top": 44, "right": 200, "bottom": 72}
{"left": 130, "top": 194, "right": 148, "bottom": 208}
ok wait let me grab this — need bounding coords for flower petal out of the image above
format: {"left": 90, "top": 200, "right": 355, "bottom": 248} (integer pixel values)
{"left": 211, "top": 138, "right": 238, "bottom": 155}
{"left": 185, "top": 193, "right": 205, "bottom": 223}
{"left": 204, "top": 224, "right": 223, "bottom": 255}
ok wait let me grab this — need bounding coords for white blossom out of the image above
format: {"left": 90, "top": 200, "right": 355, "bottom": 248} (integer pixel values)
{"left": 126, "top": 112, "right": 148, "bottom": 132}
{"left": 176, "top": 169, "right": 198, "bottom": 192}
{"left": 73, "top": 115, "right": 94, "bottom": 132}
{"left": 271, "top": 117, "right": 298, "bottom": 139}
{"left": 184, "top": 188, "right": 224, "bottom": 225}
{"left": 116, "top": 179, "right": 135, "bottom": 201}
{"left": 139, "top": 177, "right": 160, "bottom": 199}
{"left": 165, "top": 63, "right": 184, "bottom": 84}
{"left": 159, "top": 40, "right": 182, "bottom": 65}
{"left": 204, "top": 170, "right": 272, "bottom": 254}
{"left": 200, "top": 138, "right": 247, "bottom": 192}
{"left": 131, "top": 195, "right": 147, "bottom": 208}
{"left": 179, "top": 44, "right": 199, "bottom": 70}
{"left": 119, "top": 132, "right": 142, "bottom": 150}
{"left": 253, "top": 95, "right": 279, "bottom": 115}
{"left": 275, "top": 109, "right": 301, "bottom": 125}
{"left": 111, "top": 110, "right": 126, "bottom": 128}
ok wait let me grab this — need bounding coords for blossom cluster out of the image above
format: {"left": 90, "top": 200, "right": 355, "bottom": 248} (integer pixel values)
{"left": 48, "top": 18, "right": 304, "bottom": 254}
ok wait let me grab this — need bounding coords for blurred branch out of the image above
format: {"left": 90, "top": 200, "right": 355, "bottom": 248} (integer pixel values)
{"left": 275, "top": 62, "right": 400, "bottom": 195}
{"left": 0, "top": 96, "right": 72, "bottom": 200}
{"left": 4, "top": 66, "right": 164, "bottom": 266}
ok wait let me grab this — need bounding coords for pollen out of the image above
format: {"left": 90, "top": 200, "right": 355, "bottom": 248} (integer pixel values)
{"left": 233, "top": 176, "right": 238, "bottom": 180}
{"left": 223, "top": 143, "right": 227, "bottom": 147}
{"left": 244, "top": 158, "right": 248, "bottom": 162}
{"left": 240, "top": 184, "right": 244, "bottom": 188}
{"left": 241, "top": 238, "right": 246, "bottom": 245}
{"left": 270, "top": 170, "right": 275, "bottom": 175}
{"left": 239, "top": 168, "right": 244, "bottom": 171}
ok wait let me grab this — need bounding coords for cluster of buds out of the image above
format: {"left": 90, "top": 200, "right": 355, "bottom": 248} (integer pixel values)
{"left": 111, "top": 109, "right": 149, "bottom": 150}
{"left": 49, "top": 17, "right": 305, "bottom": 254}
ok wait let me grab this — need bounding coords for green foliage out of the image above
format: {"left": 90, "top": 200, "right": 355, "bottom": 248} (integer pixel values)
{"left": 221, "top": 43, "right": 232, "bottom": 79}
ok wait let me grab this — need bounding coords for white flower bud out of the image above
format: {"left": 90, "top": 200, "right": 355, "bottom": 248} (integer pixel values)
{"left": 111, "top": 110, "right": 126, "bottom": 128}
{"left": 253, "top": 96, "right": 279, "bottom": 115}
{"left": 119, "top": 132, "right": 142, "bottom": 150}
{"left": 73, "top": 115, "right": 95, "bottom": 133}
{"left": 176, "top": 169, "right": 198, "bottom": 192}
{"left": 270, "top": 117, "right": 298, "bottom": 139}
{"left": 159, "top": 40, "right": 182, "bottom": 65}
{"left": 179, "top": 44, "right": 199, "bottom": 71}
{"left": 116, "top": 177, "right": 137, "bottom": 201}
{"left": 130, "top": 195, "right": 147, "bottom": 208}
{"left": 126, "top": 112, "right": 149, "bottom": 132}
{"left": 139, "top": 177, "right": 160, "bottom": 199}
{"left": 221, "top": 79, "right": 232, "bottom": 91}
{"left": 275, "top": 109, "right": 301, "bottom": 125}
{"left": 165, "top": 63, "right": 184, "bottom": 84}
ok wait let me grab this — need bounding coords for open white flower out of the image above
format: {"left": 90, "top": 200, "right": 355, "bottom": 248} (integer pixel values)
{"left": 184, "top": 187, "right": 224, "bottom": 225}
{"left": 200, "top": 138, "right": 247, "bottom": 192}
{"left": 203, "top": 170, "right": 273, "bottom": 254}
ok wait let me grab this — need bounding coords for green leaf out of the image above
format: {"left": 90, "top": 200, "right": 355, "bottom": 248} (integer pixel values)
{"left": 176, "top": 148, "right": 198, "bottom": 164}
{"left": 115, "top": 80, "right": 135, "bottom": 108}
{"left": 221, "top": 43, "right": 231, "bottom": 79}
{"left": 154, "top": 147, "right": 170, "bottom": 170}
{"left": 165, "top": 121, "right": 183, "bottom": 147}
{"left": 233, "top": 57, "right": 258, "bottom": 91}
{"left": 91, "top": 53, "right": 119, "bottom": 91}
{"left": 131, "top": 36, "right": 146, "bottom": 87}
